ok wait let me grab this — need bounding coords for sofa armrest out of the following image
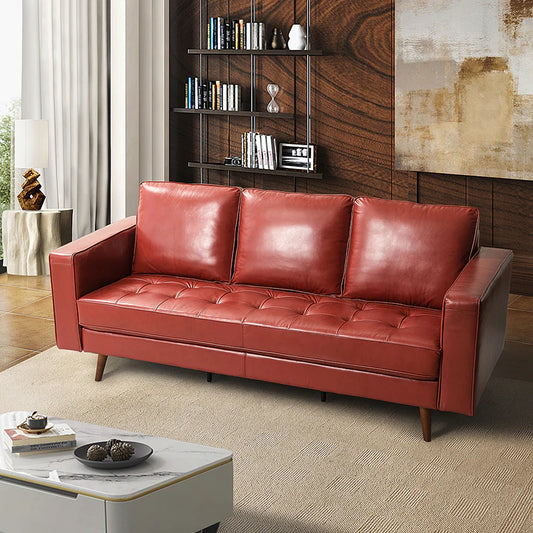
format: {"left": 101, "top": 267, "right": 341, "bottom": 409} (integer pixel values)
{"left": 49, "top": 217, "right": 137, "bottom": 351}
{"left": 439, "top": 247, "right": 513, "bottom": 415}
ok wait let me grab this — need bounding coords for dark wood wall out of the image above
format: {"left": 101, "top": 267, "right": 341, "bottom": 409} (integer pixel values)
{"left": 169, "top": 0, "right": 533, "bottom": 295}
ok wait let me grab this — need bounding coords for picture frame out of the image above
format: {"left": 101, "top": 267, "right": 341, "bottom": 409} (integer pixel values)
{"left": 278, "top": 143, "right": 316, "bottom": 171}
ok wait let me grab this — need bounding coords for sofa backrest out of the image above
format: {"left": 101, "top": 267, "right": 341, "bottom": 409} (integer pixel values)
{"left": 343, "top": 197, "right": 480, "bottom": 308}
{"left": 232, "top": 188, "right": 353, "bottom": 294}
{"left": 132, "top": 182, "right": 241, "bottom": 282}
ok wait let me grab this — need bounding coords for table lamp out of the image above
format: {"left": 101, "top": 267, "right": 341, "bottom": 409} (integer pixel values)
{"left": 14, "top": 119, "right": 49, "bottom": 210}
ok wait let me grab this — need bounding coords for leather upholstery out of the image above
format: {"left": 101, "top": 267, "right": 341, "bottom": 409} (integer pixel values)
{"left": 439, "top": 247, "right": 513, "bottom": 415}
{"left": 232, "top": 188, "right": 353, "bottom": 294}
{"left": 78, "top": 274, "right": 441, "bottom": 380}
{"left": 343, "top": 197, "right": 479, "bottom": 308}
{"left": 132, "top": 182, "right": 241, "bottom": 282}
{"left": 49, "top": 217, "right": 136, "bottom": 350}
{"left": 49, "top": 183, "right": 513, "bottom": 422}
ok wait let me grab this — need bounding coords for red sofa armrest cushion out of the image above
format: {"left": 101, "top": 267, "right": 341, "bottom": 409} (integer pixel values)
{"left": 49, "top": 217, "right": 137, "bottom": 351}
{"left": 439, "top": 247, "right": 513, "bottom": 415}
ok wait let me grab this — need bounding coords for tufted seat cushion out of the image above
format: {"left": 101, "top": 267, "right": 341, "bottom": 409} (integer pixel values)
{"left": 78, "top": 274, "right": 442, "bottom": 380}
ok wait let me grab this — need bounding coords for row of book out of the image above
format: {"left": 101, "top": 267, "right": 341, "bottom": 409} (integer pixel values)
{"left": 186, "top": 78, "right": 242, "bottom": 111}
{"left": 208, "top": 18, "right": 266, "bottom": 50}
{"left": 2, "top": 423, "right": 76, "bottom": 454}
{"left": 242, "top": 132, "right": 278, "bottom": 170}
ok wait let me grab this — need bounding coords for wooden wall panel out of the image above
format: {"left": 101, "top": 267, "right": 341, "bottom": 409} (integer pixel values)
{"left": 169, "top": 0, "right": 533, "bottom": 294}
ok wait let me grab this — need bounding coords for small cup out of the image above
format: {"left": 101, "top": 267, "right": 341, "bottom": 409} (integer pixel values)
{"left": 27, "top": 412, "right": 47, "bottom": 430}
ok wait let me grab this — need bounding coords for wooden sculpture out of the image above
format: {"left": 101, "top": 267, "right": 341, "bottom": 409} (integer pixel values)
{"left": 18, "top": 168, "right": 46, "bottom": 210}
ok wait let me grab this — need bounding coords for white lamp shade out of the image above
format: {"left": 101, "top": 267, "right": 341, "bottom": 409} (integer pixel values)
{"left": 14, "top": 119, "right": 49, "bottom": 169}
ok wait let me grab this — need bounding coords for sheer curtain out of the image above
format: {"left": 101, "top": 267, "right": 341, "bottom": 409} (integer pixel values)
{"left": 21, "top": 0, "right": 109, "bottom": 239}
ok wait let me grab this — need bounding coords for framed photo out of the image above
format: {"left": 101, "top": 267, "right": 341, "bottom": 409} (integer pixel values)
{"left": 278, "top": 143, "right": 316, "bottom": 171}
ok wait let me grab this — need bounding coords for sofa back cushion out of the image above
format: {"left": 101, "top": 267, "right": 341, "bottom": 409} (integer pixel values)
{"left": 343, "top": 197, "right": 479, "bottom": 308}
{"left": 232, "top": 188, "right": 353, "bottom": 294}
{"left": 132, "top": 182, "right": 241, "bottom": 282}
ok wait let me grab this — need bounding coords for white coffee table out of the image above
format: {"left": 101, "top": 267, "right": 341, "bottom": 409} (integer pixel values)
{"left": 0, "top": 412, "right": 233, "bottom": 533}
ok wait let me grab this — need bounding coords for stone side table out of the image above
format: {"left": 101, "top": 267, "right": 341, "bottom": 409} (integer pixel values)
{"left": 2, "top": 209, "right": 73, "bottom": 276}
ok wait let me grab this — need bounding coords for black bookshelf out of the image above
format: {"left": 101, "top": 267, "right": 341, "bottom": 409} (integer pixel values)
{"left": 188, "top": 49, "right": 322, "bottom": 56}
{"left": 188, "top": 162, "right": 322, "bottom": 179}
{"left": 172, "top": 108, "right": 294, "bottom": 118}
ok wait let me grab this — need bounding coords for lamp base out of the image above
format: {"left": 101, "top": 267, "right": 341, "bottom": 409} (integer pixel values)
{"left": 18, "top": 168, "right": 46, "bottom": 211}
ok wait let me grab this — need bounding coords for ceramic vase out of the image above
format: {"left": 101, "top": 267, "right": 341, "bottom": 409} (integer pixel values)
{"left": 269, "top": 27, "right": 287, "bottom": 50}
{"left": 288, "top": 24, "right": 307, "bottom": 50}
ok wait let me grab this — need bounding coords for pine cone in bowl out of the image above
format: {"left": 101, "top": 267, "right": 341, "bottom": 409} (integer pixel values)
{"left": 105, "top": 438, "right": 122, "bottom": 454}
{"left": 87, "top": 444, "right": 107, "bottom": 461}
{"left": 109, "top": 442, "right": 135, "bottom": 461}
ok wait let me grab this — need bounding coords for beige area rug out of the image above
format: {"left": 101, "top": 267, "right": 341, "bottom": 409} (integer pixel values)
{"left": 0, "top": 347, "right": 531, "bottom": 533}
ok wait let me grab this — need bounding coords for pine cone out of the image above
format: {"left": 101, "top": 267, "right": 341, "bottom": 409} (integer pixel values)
{"left": 87, "top": 444, "right": 107, "bottom": 461}
{"left": 109, "top": 442, "right": 135, "bottom": 461}
{"left": 105, "top": 439, "right": 123, "bottom": 454}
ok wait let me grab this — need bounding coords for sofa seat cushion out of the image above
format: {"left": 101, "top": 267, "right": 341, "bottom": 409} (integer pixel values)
{"left": 78, "top": 274, "right": 442, "bottom": 380}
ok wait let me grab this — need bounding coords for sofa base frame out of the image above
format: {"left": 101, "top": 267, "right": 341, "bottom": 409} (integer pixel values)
{"left": 93, "top": 350, "right": 433, "bottom": 441}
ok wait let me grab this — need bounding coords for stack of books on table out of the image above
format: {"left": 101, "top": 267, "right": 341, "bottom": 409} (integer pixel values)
{"left": 2, "top": 424, "right": 76, "bottom": 454}
{"left": 241, "top": 132, "right": 277, "bottom": 170}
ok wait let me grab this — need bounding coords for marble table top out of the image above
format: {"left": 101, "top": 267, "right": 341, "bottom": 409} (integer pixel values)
{"left": 0, "top": 412, "right": 232, "bottom": 501}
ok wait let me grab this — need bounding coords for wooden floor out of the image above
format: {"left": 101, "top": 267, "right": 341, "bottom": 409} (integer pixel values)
{"left": 0, "top": 274, "right": 531, "bottom": 375}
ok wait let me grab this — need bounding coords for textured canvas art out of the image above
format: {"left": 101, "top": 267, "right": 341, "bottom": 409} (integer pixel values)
{"left": 395, "top": 0, "right": 533, "bottom": 181}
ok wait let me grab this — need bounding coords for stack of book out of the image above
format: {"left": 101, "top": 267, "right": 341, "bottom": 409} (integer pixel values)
{"left": 185, "top": 78, "right": 242, "bottom": 111}
{"left": 207, "top": 18, "right": 266, "bottom": 50}
{"left": 2, "top": 423, "right": 76, "bottom": 454}
{"left": 241, "top": 132, "right": 277, "bottom": 170}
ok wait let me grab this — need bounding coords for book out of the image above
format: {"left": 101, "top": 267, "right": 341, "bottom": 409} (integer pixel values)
{"left": 217, "top": 17, "right": 224, "bottom": 50}
{"left": 260, "top": 134, "right": 269, "bottom": 170}
{"left": 255, "top": 134, "right": 264, "bottom": 169}
{"left": 266, "top": 135, "right": 276, "bottom": 170}
{"left": 222, "top": 84, "right": 228, "bottom": 111}
{"left": 239, "top": 20, "right": 245, "bottom": 50}
{"left": 4, "top": 439, "right": 77, "bottom": 454}
{"left": 228, "top": 84, "right": 234, "bottom": 111}
{"left": 3, "top": 423, "right": 76, "bottom": 447}
{"left": 258, "top": 23, "right": 265, "bottom": 50}
{"left": 246, "top": 22, "right": 252, "bottom": 50}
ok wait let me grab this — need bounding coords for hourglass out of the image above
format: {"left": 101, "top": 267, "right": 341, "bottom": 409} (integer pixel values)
{"left": 267, "top": 84, "right": 280, "bottom": 113}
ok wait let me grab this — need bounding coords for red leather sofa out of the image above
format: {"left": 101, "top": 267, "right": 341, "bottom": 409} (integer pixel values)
{"left": 50, "top": 183, "right": 513, "bottom": 441}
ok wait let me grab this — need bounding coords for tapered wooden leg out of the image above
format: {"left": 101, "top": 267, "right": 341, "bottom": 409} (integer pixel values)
{"left": 206, "top": 372, "right": 213, "bottom": 382}
{"left": 95, "top": 355, "right": 108, "bottom": 382}
{"left": 419, "top": 407, "right": 431, "bottom": 442}
{"left": 320, "top": 391, "right": 327, "bottom": 402}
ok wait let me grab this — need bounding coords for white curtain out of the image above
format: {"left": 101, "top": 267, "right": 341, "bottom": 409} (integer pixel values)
{"left": 21, "top": 0, "right": 109, "bottom": 239}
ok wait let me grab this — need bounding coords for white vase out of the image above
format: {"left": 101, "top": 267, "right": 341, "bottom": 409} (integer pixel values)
{"left": 288, "top": 24, "right": 307, "bottom": 50}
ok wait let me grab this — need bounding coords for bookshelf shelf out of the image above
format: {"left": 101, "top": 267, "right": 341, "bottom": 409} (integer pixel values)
{"left": 172, "top": 108, "right": 294, "bottom": 118}
{"left": 188, "top": 162, "right": 323, "bottom": 179}
{"left": 188, "top": 49, "right": 323, "bottom": 56}
{"left": 183, "top": 0, "right": 320, "bottom": 183}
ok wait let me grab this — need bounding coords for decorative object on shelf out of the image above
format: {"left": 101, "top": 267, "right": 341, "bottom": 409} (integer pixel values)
{"left": 74, "top": 441, "right": 153, "bottom": 469}
{"left": 87, "top": 444, "right": 107, "bottom": 461}
{"left": 278, "top": 143, "right": 316, "bottom": 171}
{"left": 110, "top": 442, "right": 135, "bottom": 461}
{"left": 266, "top": 84, "right": 280, "bottom": 113}
{"left": 14, "top": 119, "right": 49, "bottom": 211}
{"left": 224, "top": 156, "right": 242, "bottom": 166}
{"left": 25, "top": 411, "right": 47, "bottom": 430}
{"left": 269, "top": 27, "right": 287, "bottom": 49}
{"left": 288, "top": 24, "right": 307, "bottom": 50}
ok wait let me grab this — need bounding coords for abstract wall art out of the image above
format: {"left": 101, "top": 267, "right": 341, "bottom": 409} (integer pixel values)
{"left": 395, "top": 0, "right": 533, "bottom": 181}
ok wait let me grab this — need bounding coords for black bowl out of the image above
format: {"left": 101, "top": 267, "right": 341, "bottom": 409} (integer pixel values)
{"left": 74, "top": 441, "right": 153, "bottom": 469}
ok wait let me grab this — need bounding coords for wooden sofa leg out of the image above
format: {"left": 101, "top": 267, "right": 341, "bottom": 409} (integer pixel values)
{"left": 95, "top": 355, "right": 108, "bottom": 382}
{"left": 419, "top": 407, "right": 431, "bottom": 442}
{"left": 206, "top": 372, "right": 213, "bottom": 382}
{"left": 320, "top": 391, "right": 327, "bottom": 402}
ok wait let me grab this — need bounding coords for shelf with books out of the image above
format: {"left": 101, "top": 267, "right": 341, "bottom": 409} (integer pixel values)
{"left": 172, "top": 108, "right": 294, "bottom": 119}
{"left": 185, "top": 0, "right": 320, "bottom": 184}
{"left": 188, "top": 49, "right": 323, "bottom": 56}
{"left": 188, "top": 162, "right": 323, "bottom": 180}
